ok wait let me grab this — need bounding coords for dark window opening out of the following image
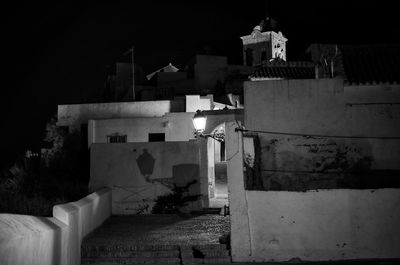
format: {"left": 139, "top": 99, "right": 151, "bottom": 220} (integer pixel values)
{"left": 149, "top": 133, "right": 165, "bottom": 142}
{"left": 245, "top": 48, "right": 253, "bottom": 66}
{"left": 107, "top": 134, "right": 127, "bottom": 143}
{"left": 261, "top": 50, "right": 267, "bottom": 62}
{"left": 220, "top": 141, "right": 226, "bottom": 161}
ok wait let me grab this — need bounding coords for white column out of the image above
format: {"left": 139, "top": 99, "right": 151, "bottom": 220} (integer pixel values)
{"left": 226, "top": 121, "right": 252, "bottom": 261}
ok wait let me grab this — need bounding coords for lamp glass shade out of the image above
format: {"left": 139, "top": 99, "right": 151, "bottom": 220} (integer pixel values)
{"left": 193, "top": 110, "right": 207, "bottom": 132}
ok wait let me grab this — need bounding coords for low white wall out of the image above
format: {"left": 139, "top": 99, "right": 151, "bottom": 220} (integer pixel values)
{"left": 0, "top": 214, "right": 66, "bottom": 265}
{"left": 0, "top": 188, "right": 112, "bottom": 265}
{"left": 245, "top": 189, "right": 400, "bottom": 262}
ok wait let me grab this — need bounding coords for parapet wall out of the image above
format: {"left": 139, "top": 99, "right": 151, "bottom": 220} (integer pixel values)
{"left": 0, "top": 187, "right": 112, "bottom": 265}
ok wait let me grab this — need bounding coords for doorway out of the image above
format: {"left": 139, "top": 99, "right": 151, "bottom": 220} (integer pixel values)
{"left": 208, "top": 123, "right": 228, "bottom": 208}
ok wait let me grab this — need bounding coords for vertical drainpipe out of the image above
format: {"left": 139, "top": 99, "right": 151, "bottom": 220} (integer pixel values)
{"left": 315, "top": 64, "right": 319, "bottom": 79}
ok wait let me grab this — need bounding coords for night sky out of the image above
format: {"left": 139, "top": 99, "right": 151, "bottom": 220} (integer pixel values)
{"left": 1, "top": 1, "right": 399, "bottom": 167}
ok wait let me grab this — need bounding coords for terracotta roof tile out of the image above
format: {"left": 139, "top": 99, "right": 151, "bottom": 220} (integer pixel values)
{"left": 250, "top": 61, "right": 315, "bottom": 80}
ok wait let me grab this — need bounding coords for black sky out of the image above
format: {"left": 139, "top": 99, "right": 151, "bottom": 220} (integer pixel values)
{"left": 1, "top": 1, "right": 399, "bottom": 167}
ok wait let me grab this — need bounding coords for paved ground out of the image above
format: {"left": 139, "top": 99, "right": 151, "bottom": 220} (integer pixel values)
{"left": 210, "top": 259, "right": 400, "bottom": 265}
{"left": 83, "top": 214, "right": 230, "bottom": 247}
{"left": 82, "top": 214, "right": 399, "bottom": 265}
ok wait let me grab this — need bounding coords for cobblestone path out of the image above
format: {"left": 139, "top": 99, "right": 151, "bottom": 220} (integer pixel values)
{"left": 82, "top": 214, "right": 232, "bottom": 264}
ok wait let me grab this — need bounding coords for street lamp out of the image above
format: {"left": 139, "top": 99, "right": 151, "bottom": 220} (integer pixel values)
{"left": 192, "top": 110, "right": 225, "bottom": 142}
{"left": 193, "top": 110, "right": 207, "bottom": 134}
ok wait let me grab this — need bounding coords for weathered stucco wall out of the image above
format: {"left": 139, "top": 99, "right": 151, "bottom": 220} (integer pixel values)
{"left": 57, "top": 100, "right": 185, "bottom": 130}
{"left": 245, "top": 189, "right": 400, "bottom": 262}
{"left": 90, "top": 142, "right": 204, "bottom": 214}
{"left": 0, "top": 188, "right": 111, "bottom": 265}
{"left": 88, "top": 112, "right": 196, "bottom": 146}
{"left": 226, "top": 122, "right": 400, "bottom": 262}
{"left": 244, "top": 79, "right": 400, "bottom": 190}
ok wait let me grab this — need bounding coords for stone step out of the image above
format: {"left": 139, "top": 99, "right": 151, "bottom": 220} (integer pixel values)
{"left": 181, "top": 244, "right": 231, "bottom": 264}
{"left": 82, "top": 244, "right": 179, "bottom": 252}
{"left": 81, "top": 257, "right": 181, "bottom": 264}
{"left": 181, "top": 256, "right": 232, "bottom": 265}
{"left": 83, "top": 250, "right": 180, "bottom": 258}
{"left": 204, "top": 256, "right": 232, "bottom": 264}
{"left": 190, "top": 244, "right": 228, "bottom": 251}
{"left": 181, "top": 249, "right": 230, "bottom": 258}
{"left": 81, "top": 244, "right": 231, "bottom": 264}
{"left": 190, "top": 208, "right": 222, "bottom": 215}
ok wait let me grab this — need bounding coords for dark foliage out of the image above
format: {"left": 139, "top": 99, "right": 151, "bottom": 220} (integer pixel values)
{"left": 0, "top": 116, "right": 89, "bottom": 216}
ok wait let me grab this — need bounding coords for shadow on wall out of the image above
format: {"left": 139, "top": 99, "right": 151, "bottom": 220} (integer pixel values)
{"left": 173, "top": 164, "right": 200, "bottom": 195}
{"left": 136, "top": 148, "right": 155, "bottom": 182}
{"left": 151, "top": 163, "right": 201, "bottom": 214}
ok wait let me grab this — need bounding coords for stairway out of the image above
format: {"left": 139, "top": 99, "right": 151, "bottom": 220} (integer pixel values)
{"left": 81, "top": 244, "right": 181, "bottom": 265}
{"left": 181, "top": 244, "right": 231, "bottom": 264}
{"left": 81, "top": 214, "right": 231, "bottom": 264}
{"left": 190, "top": 207, "right": 222, "bottom": 215}
{"left": 81, "top": 243, "right": 231, "bottom": 265}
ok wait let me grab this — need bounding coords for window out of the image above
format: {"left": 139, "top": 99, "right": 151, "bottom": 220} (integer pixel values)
{"left": 149, "top": 133, "right": 165, "bottom": 142}
{"left": 107, "top": 134, "right": 127, "bottom": 143}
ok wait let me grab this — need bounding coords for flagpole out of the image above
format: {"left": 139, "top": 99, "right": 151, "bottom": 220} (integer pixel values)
{"left": 131, "top": 46, "right": 135, "bottom": 101}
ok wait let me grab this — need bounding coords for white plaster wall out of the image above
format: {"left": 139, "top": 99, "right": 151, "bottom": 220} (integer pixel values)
{"left": 207, "top": 138, "right": 215, "bottom": 198}
{"left": 225, "top": 121, "right": 252, "bottom": 262}
{"left": 0, "top": 214, "right": 65, "bottom": 265}
{"left": 244, "top": 79, "right": 400, "bottom": 170}
{"left": 185, "top": 95, "right": 212, "bottom": 112}
{"left": 88, "top": 117, "right": 164, "bottom": 145}
{"left": 214, "top": 140, "right": 221, "bottom": 162}
{"left": 164, "top": 112, "right": 195, "bottom": 142}
{"left": 0, "top": 188, "right": 112, "bottom": 265}
{"left": 227, "top": 79, "right": 400, "bottom": 262}
{"left": 245, "top": 79, "right": 400, "bottom": 137}
{"left": 245, "top": 189, "right": 400, "bottom": 262}
{"left": 57, "top": 100, "right": 185, "bottom": 129}
{"left": 87, "top": 112, "right": 196, "bottom": 146}
{"left": 227, "top": 124, "right": 400, "bottom": 261}
{"left": 69, "top": 189, "right": 112, "bottom": 243}
{"left": 90, "top": 142, "right": 203, "bottom": 214}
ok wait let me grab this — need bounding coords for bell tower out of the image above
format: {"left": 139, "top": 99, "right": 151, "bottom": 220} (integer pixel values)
{"left": 240, "top": 18, "right": 287, "bottom": 66}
